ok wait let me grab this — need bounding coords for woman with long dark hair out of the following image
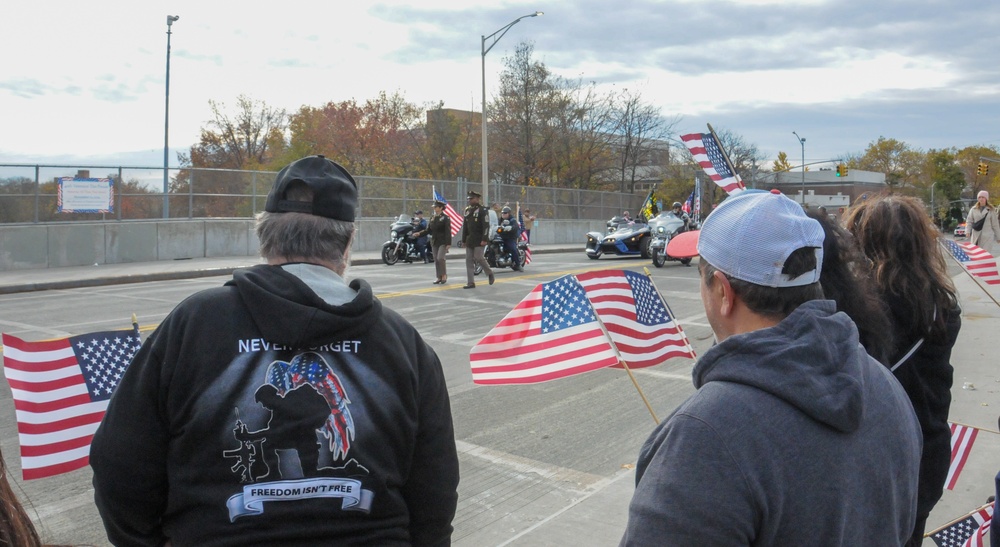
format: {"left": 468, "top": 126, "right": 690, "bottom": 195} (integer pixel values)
{"left": 845, "top": 195, "right": 961, "bottom": 546}
{"left": 806, "top": 210, "right": 894, "bottom": 366}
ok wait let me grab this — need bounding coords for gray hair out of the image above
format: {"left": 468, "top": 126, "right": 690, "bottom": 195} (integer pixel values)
{"left": 255, "top": 181, "right": 354, "bottom": 265}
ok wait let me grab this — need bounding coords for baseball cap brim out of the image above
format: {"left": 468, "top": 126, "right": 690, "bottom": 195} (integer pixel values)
{"left": 666, "top": 230, "right": 700, "bottom": 258}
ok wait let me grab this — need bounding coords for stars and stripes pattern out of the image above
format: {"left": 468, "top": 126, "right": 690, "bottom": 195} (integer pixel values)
{"left": 930, "top": 501, "right": 993, "bottom": 547}
{"left": 470, "top": 275, "right": 621, "bottom": 384}
{"left": 520, "top": 230, "right": 532, "bottom": 265}
{"left": 433, "top": 187, "right": 463, "bottom": 237}
{"left": 943, "top": 239, "right": 1000, "bottom": 285}
{"left": 470, "top": 270, "right": 695, "bottom": 384}
{"left": 945, "top": 422, "right": 979, "bottom": 490}
{"left": 681, "top": 132, "right": 745, "bottom": 195}
{"left": 576, "top": 270, "right": 697, "bottom": 369}
{"left": 2, "top": 323, "right": 142, "bottom": 479}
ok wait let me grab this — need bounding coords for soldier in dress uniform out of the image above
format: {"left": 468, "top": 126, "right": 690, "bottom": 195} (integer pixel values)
{"left": 462, "top": 190, "right": 494, "bottom": 289}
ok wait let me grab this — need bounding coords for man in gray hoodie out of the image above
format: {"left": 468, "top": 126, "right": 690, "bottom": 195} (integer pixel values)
{"left": 621, "top": 190, "right": 921, "bottom": 546}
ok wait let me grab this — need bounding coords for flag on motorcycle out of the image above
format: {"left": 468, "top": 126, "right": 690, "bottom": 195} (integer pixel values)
{"left": 682, "top": 190, "right": 694, "bottom": 214}
{"left": 470, "top": 270, "right": 695, "bottom": 384}
{"left": 638, "top": 187, "right": 657, "bottom": 222}
{"left": 520, "top": 230, "right": 532, "bottom": 265}
{"left": 681, "top": 126, "right": 745, "bottom": 195}
{"left": 2, "top": 317, "right": 142, "bottom": 479}
{"left": 433, "top": 187, "right": 463, "bottom": 237}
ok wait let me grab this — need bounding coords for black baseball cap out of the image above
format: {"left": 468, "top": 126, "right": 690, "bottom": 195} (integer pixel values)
{"left": 265, "top": 155, "right": 358, "bottom": 222}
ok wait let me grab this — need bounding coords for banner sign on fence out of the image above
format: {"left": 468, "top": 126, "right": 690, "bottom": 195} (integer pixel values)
{"left": 57, "top": 177, "right": 113, "bottom": 213}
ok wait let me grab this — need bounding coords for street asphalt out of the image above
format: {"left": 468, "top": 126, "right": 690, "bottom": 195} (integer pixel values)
{"left": 0, "top": 244, "right": 996, "bottom": 545}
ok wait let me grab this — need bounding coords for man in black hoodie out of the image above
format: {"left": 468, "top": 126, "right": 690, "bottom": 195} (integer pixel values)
{"left": 621, "top": 190, "right": 921, "bottom": 546}
{"left": 91, "top": 156, "right": 459, "bottom": 546}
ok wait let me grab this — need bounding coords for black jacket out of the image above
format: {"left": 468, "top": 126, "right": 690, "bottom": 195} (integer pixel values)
{"left": 462, "top": 203, "right": 490, "bottom": 247}
{"left": 886, "top": 293, "right": 961, "bottom": 524}
{"left": 427, "top": 213, "right": 451, "bottom": 249}
{"left": 91, "top": 265, "right": 459, "bottom": 546}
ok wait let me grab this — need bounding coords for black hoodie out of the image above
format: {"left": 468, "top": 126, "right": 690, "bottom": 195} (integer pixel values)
{"left": 92, "top": 264, "right": 459, "bottom": 546}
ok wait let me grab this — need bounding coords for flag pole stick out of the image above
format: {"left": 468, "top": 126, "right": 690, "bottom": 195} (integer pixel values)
{"left": 620, "top": 358, "right": 659, "bottom": 425}
{"left": 577, "top": 273, "right": 659, "bottom": 425}
{"left": 923, "top": 501, "right": 994, "bottom": 537}
{"left": 940, "top": 240, "right": 1000, "bottom": 308}
{"left": 643, "top": 267, "right": 698, "bottom": 359}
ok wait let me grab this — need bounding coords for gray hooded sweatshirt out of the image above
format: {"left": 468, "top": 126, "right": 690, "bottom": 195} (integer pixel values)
{"left": 621, "top": 300, "right": 921, "bottom": 546}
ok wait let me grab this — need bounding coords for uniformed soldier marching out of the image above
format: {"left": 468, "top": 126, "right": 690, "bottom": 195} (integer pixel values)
{"left": 462, "top": 190, "right": 494, "bottom": 289}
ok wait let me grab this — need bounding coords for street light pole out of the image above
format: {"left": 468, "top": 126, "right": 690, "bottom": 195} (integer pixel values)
{"left": 792, "top": 131, "right": 806, "bottom": 205}
{"left": 164, "top": 15, "right": 179, "bottom": 219}
{"left": 481, "top": 11, "right": 542, "bottom": 207}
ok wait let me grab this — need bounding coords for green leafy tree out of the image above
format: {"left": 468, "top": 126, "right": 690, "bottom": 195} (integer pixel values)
{"left": 772, "top": 151, "right": 793, "bottom": 172}
{"left": 849, "top": 136, "right": 923, "bottom": 192}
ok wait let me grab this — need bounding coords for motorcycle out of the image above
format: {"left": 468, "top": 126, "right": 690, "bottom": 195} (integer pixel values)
{"left": 648, "top": 211, "right": 695, "bottom": 267}
{"left": 474, "top": 225, "right": 529, "bottom": 275}
{"left": 381, "top": 215, "right": 429, "bottom": 265}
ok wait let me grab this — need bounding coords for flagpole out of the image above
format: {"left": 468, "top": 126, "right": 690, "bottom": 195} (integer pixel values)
{"left": 923, "top": 501, "right": 994, "bottom": 537}
{"left": 706, "top": 123, "right": 742, "bottom": 191}
{"left": 575, "top": 274, "right": 659, "bottom": 424}
{"left": 940, "top": 240, "right": 1000, "bottom": 308}
{"left": 620, "top": 359, "right": 659, "bottom": 425}
{"left": 643, "top": 267, "right": 697, "bottom": 358}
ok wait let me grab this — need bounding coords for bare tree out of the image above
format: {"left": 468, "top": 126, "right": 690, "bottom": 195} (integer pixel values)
{"left": 491, "top": 42, "right": 566, "bottom": 187}
{"left": 610, "top": 89, "right": 678, "bottom": 193}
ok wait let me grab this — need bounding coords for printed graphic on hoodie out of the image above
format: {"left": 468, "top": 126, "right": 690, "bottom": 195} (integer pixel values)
{"left": 223, "top": 351, "right": 374, "bottom": 521}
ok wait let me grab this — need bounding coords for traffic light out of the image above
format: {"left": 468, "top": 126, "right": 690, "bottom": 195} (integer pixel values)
{"left": 978, "top": 162, "right": 988, "bottom": 176}
{"left": 835, "top": 164, "right": 848, "bottom": 177}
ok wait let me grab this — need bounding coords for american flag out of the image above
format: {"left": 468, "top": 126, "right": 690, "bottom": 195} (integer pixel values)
{"left": 943, "top": 239, "right": 1000, "bottom": 285}
{"left": 470, "top": 275, "right": 621, "bottom": 384}
{"left": 930, "top": 501, "right": 993, "bottom": 547}
{"left": 470, "top": 270, "right": 695, "bottom": 384}
{"left": 682, "top": 190, "right": 694, "bottom": 214}
{"left": 681, "top": 132, "right": 745, "bottom": 195}
{"left": 433, "top": 187, "right": 463, "bottom": 237}
{"left": 520, "top": 230, "right": 532, "bottom": 265}
{"left": 2, "top": 324, "right": 141, "bottom": 480}
{"left": 576, "top": 270, "right": 696, "bottom": 369}
{"left": 945, "top": 422, "right": 979, "bottom": 490}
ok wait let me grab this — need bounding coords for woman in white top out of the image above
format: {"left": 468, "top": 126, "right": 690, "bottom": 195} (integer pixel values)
{"left": 965, "top": 190, "right": 1000, "bottom": 253}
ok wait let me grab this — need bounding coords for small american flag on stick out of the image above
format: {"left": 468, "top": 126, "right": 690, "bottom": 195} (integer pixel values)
{"left": 2, "top": 320, "right": 142, "bottom": 479}
{"left": 943, "top": 239, "right": 1000, "bottom": 285}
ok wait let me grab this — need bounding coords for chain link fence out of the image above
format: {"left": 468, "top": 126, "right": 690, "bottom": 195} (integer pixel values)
{"left": 0, "top": 164, "right": 643, "bottom": 224}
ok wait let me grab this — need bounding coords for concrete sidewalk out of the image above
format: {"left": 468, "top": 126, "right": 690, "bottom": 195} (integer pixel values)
{"left": 1, "top": 250, "right": 996, "bottom": 545}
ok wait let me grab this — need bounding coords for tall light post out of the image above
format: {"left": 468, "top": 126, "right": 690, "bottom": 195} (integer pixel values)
{"left": 481, "top": 11, "right": 542, "bottom": 207}
{"left": 792, "top": 131, "right": 806, "bottom": 205}
{"left": 164, "top": 15, "right": 179, "bottom": 219}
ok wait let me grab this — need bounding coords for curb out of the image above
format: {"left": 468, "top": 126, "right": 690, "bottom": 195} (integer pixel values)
{"left": 0, "top": 247, "right": 579, "bottom": 295}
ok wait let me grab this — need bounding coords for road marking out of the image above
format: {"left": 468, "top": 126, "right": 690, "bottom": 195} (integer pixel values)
{"left": 456, "top": 439, "right": 605, "bottom": 485}
{"left": 495, "top": 468, "right": 635, "bottom": 547}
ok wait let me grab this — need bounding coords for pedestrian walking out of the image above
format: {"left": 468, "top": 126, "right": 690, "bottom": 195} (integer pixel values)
{"left": 428, "top": 200, "right": 451, "bottom": 284}
{"left": 462, "top": 190, "right": 493, "bottom": 289}
{"left": 966, "top": 190, "right": 1000, "bottom": 253}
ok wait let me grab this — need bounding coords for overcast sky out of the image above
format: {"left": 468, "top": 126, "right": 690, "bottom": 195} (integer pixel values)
{"left": 2, "top": 0, "right": 998, "bottom": 168}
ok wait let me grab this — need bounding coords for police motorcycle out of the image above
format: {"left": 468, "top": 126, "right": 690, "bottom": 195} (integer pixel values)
{"left": 474, "top": 216, "right": 529, "bottom": 275}
{"left": 381, "top": 215, "right": 428, "bottom": 265}
{"left": 649, "top": 205, "right": 694, "bottom": 268}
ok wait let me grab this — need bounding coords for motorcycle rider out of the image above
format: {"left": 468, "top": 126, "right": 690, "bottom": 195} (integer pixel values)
{"left": 671, "top": 202, "right": 691, "bottom": 232}
{"left": 410, "top": 210, "right": 431, "bottom": 263}
{"left": 498, "top": 206, "right": 522, "bottom": 271}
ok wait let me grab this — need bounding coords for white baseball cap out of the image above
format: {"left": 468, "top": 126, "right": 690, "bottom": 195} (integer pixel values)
{"left": 697, "top": 190, "right": 824, "bottom": 288}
